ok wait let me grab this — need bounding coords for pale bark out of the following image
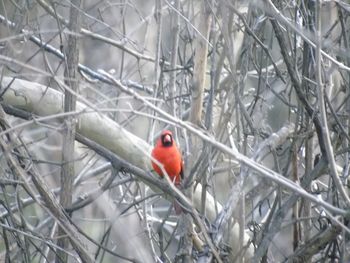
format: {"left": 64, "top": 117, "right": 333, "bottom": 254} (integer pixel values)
{"left": 1, "top": 76, "right": 254, "bottom": 260}
{"left": 189, "top": 1, "right": 212, "bottom": 125}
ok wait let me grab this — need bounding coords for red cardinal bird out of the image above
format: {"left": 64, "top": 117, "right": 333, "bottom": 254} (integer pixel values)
{"left": 151, "top": 130, "right": 184, "bottom": 185}
{"left": 151, "top": 130, "right": 184, "bottom": 214}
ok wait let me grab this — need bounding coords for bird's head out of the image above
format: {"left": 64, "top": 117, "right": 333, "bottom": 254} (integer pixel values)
{"left": 160, "top": 130, "right": 173, "bottom": 147}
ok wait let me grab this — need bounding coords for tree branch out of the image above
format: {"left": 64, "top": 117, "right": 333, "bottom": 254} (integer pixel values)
{"left": 57, "top": 1, "right": 81, "bottom": 260}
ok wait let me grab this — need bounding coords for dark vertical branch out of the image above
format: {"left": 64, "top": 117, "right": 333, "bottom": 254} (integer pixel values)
{"left": 270, "top": 18, "right": 327, "bottom": 156}
{"left": 57, "top": 0, "right": 81, "bottom": 262}
{"left": 292, "top": 143, "right": 300, "bottom": 251}
{"left": 300, "top": 1, "right": 315, "bottom": 253}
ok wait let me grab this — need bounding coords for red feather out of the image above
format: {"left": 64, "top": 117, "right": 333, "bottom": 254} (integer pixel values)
{"left": 151, "top": 130, "right": 183, "bottom": 185}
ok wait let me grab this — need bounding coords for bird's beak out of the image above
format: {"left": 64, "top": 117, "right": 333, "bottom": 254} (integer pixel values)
{"left": 163, "top": 134, "right": 172, "bottom": 143}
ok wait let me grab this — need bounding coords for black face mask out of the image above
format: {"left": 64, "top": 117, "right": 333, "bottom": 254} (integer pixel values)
{"left": 161, "top": 134, "right": 173, "bottom": 147}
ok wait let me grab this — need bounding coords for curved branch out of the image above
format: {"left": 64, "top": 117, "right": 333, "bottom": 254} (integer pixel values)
{"left": 3, "top": 76, "right": 348, "bottom": 259}
{"left": 0, "top": 76, "right": 254, "bottom": 260}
